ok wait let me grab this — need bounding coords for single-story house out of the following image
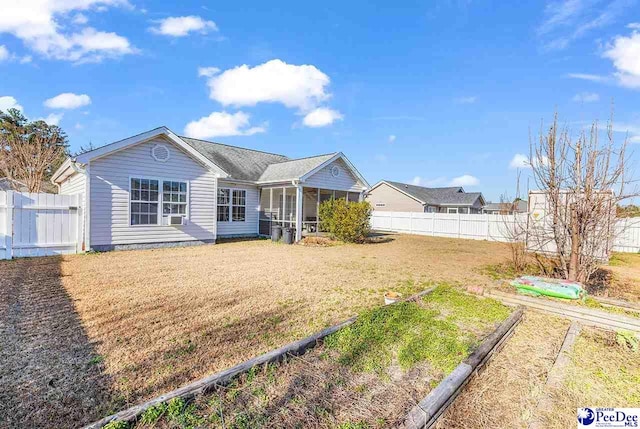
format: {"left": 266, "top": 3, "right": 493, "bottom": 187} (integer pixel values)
{"left": 51, "top": 126, "right": 369, "bottom": 251}
{"left": 365, "top": 180, "right": 485, "bottom": 214}
{"left": 482, "top": 200, "right": 528, "bottom": 215}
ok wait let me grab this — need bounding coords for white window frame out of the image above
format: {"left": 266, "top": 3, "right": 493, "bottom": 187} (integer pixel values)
{"left": 447, "top": 207, "right": 459, "bottom": 214}
{"left": 217, "top": 187, "right": 247, "bottom": 223}
{"left": 128, "top": 175, "right": 190, "bottom": 227}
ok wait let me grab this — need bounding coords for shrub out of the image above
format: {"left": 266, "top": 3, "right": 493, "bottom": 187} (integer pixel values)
{"left": 319, "top": 198, "right": 372, "bottom": 243}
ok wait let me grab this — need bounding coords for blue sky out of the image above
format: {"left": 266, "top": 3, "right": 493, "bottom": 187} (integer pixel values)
{"left": 1, "top": 0, "right": 639, "bottom": 201}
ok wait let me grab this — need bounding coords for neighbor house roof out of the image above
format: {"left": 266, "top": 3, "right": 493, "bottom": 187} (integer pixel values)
{"left": 0, "top": 178, "right": 28, "bottom": 191}
{"left": 181, "top": 137, "right": 289, "bottom": 181}
{"left": 484, "top": 200, "right": 528, "bottom": 212}
{"left": 374, "top": 180, "right": 485, "bottom": 207}
{"left": 257, "top": 153, "right": 336, "bottom": 182}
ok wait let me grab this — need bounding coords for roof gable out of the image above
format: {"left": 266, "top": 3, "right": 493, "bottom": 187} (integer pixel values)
{"left": 257, "top": 153, "right": 335, "bottom": 182}
{"left": 73, "top": 127, "right": 227, "bottom": 177}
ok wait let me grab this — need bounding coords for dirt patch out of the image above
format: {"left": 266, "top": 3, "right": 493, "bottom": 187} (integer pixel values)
{"left": 435, "top": 311, "right": 570, "bottom": 429}
{"left": 0, "top": 257, "right": 113, "bottom": 428}
{"left": 538, "top": 327, "right": 640, "bottom": 429}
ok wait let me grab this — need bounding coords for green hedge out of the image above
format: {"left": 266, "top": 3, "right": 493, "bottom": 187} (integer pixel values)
{"left": 319, "top": 198, "right": 372, "bottom": 243}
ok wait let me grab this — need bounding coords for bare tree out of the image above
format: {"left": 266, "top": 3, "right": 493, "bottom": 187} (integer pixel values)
{"left": 0, "top": 108, "right": 68, "bottom": 192}
{"left": 527, "top": 111, "right": 638, "bottom": 283}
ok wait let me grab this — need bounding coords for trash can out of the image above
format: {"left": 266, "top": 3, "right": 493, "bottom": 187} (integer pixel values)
{"left": 271, "top": 224, "right": 282, "bottom": 241}
{"left": 282, "top": 227, "right": 294, "bottom": 244}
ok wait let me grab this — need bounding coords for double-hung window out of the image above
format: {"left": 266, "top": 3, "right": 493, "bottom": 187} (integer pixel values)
{"left": 163, "top": 181, "right": 187, "bottom": 216}
{"left": 217, "top": 188, "right": 247, "bottom": 222}
{"left": 130, "top": 177, "right": 188, "bottom": 225}
{"left": 130, "top": 178, "right": 159, "bottom": 225}
{"left": 217, "top": 189, "right": 230, "bottom": 222}
{"left": 232, "top": 190, "right": 246, "bottom": 222}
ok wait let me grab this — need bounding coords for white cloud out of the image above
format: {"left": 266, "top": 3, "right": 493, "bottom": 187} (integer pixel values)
{"left": 44, "top": 93, "right": 91, "bottom": 109}
{"left": 19, "top": 55, "right": 32, "bottom": 64}
{"left": 0, "top": 96, "right": 23, "bottom": 112}
{"left": 198, "top": 66, "right": 220, "bottom": 77}
{"left": 388, "top": 135, "right": 396, "bottom": 143}
{"left": 184, "top": 111, "right": 266, "bottom": 139}
{"left": 0, "top": 45, "right": 9, "bottom": 61}
{"left": 205, "top": 59, "right": 331, "bottom": 111}
{"left": 603, "top": 30, "right": 640, "bottom": 88}
{"left": 572, "top": 92, "right": 600, "bottom": 102}
{"left": 566, "top": 72, "right": 609, "bottom": 82}
{"left": 454, "top": 96, "right": 477, "bottom": 104}
{"left": 302, "top": 107, "right": 343, "bottom": 127}
{"left": 410, "top": 176, "right": 449, "bottom": 187}
{"left": 509, "top": 153, "right": 531, "bottom": 169}
{"left": 72, "top": 13, "right": 89, "bottom": 25}
{"left": 150, "top": 16, "right": 217, "bottom": 37}
{"left": 611, "top": 122, "right": 640, "bottom": 143}
{"left": 628, "top": 23, "right": 640, "bottom": 29}
{"left": 39, "top": 112, "right": 64, "bottom": 125}
{"left": 449, "top": 175, "right": 479, "bottom": 187}
{"left": 537, "top": 0, "right": 632, "bottom": 51}
{"left": 0, "top": 0, "right": 135, "bottom": 63}
{"left": 74, "top": 122, "right": 83, "bottom": 130}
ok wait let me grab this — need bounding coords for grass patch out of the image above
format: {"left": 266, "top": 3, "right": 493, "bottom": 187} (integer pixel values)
{"left": 325, "top": 285, "right": 510, "bottom": 375}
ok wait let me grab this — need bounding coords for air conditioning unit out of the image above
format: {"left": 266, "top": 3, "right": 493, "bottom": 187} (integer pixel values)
{"left": 164, "top": 215, "right": 187, "bottom": 226}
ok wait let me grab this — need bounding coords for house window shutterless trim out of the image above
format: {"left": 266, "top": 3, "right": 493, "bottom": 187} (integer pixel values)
{"left": 129, "top": 177, "right": 189, "bottom": 226}
{"left": 217, "top": 188, "right": 247, "bottom": 222}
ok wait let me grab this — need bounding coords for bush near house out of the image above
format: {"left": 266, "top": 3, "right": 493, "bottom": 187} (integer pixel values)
{"left": 319, "top": 198, "right": 372, "bottom": 243}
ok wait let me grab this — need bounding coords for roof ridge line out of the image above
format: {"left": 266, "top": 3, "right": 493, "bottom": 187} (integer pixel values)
{"left": 265, "top": 152, "right": 338, "bottom": 166}
{"left": 180, "top": 135, "right": 289, "bottom": 158}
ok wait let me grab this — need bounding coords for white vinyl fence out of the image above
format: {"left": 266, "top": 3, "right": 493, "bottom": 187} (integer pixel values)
{"left": 0, "top": 191, "right": 83, "bottom": 259}
{"left": 371, "top": 211, "right": 640, "bottom": 253}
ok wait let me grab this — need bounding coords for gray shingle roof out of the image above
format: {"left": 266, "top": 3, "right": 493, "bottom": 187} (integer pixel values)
{"left": 258, "top": 153, "right": 336, "bottom": 182}
{"left": 181, "top": 137, "right": 290, "bottom": 181}
{"left": 384, "top": 180, "right": 483, "bottom": 206}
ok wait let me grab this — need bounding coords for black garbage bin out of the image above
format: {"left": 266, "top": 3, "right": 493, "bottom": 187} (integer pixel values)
{"left": 282, "top": 227, "right": 294, "bottom": 244}
{"left": 271, "top": 224, "right": 282, "bottom": 241}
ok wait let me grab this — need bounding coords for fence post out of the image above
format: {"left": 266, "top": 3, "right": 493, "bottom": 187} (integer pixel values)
{"left": 76, "top": 194, "right": 84, "bottom": 254}
{"left": 4, "top": 191, "right": 13, "bottom": 260}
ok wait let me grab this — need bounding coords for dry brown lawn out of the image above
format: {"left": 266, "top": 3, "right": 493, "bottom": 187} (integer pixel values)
{"left": 0, "top": 234, "right": 511, "bottom": 428}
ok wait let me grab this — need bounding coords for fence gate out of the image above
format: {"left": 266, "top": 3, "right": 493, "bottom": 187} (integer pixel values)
{"left": 0, "top": 191, "right": 83, "bottom": 259}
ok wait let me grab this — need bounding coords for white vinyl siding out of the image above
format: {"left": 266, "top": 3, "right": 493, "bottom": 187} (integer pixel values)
{"left": 89, "top": 136, "right": 216, "bottom": 246}
{"left": 216, "top": 181, "right": 259, "bottom": 237}
{"left": 304, "top": 159, "right": 363, "bottom": 192}
{"left": 59, "top": 172, "right": 86, "bottom": 195}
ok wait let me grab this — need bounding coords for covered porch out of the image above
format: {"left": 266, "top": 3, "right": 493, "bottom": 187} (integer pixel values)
{"left": 259, "top": 186, "right": 363, "bottom": 241}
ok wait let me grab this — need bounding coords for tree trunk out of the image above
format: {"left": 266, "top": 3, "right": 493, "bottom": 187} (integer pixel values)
{"left": 568, "top": 203, "right": 579, "bottom": 281}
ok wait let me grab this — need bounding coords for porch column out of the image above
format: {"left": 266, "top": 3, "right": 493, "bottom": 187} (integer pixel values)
{"left": 282, "top": 187, "right": 286, "bottom": 227}
{"left": 295, "top": 185, "right": 303, "bottom": 241}
{"left": 317, "top": 188, "right": 320, "bottom": 236}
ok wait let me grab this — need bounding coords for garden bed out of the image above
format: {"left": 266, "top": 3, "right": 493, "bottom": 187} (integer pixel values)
{"left": 117, "top": 286, "right": 512, "bottom": 429}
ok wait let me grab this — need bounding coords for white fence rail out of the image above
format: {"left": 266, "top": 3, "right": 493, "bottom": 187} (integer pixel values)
{"left": 371, "top": 211, "right": 640, "bottom": 253}
{"left": 0, "top": 191, "right": 83, "bottom": 259}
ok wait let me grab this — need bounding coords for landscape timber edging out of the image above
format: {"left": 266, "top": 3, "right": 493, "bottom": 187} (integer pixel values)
{"left": 486, "top": 290, "right": 640, "bottom": 333}
{"left": 402, "top": 306, "right": 525, "bottom": 429}
{"left": 83, "top": 286, "right": 437, "bottom": 429}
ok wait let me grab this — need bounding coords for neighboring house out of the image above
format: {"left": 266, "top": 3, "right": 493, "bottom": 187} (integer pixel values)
{"left": 366, "top": 180, "right": 485, "bottom": 214}
{"left": 0, "top": 178, "right": 28, "bottom": 191}
{"left": 482, "top": 200, "right": 528, "bottom": 214}
{"left": 51, "top": 126, "right": 369, "bottom": 251}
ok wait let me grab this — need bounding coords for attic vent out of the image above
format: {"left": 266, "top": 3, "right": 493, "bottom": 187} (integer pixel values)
{"left": 151, "top": 144, "right": 170, "bottom": 162}
{"left": 330, "top": 165, "right": 340, "bottom": 177}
